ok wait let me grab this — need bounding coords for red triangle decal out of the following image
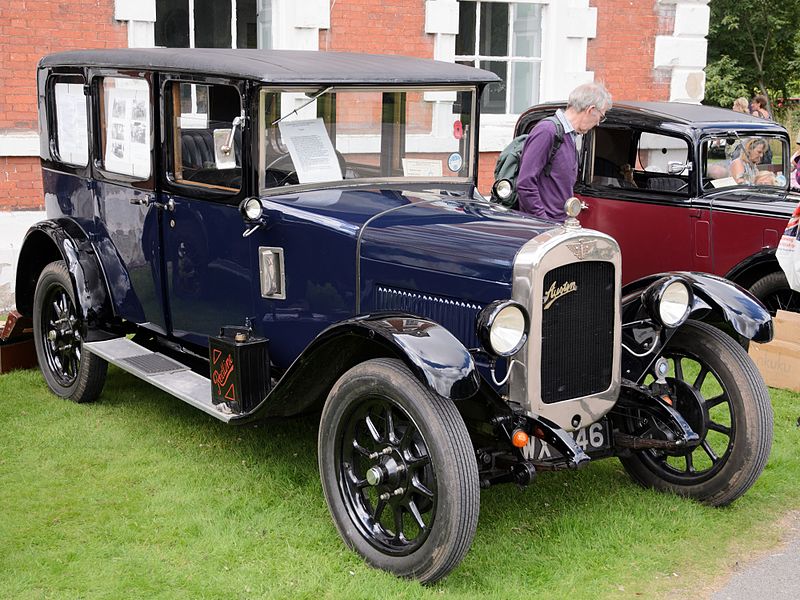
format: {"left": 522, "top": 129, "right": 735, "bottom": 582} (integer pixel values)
{"left": 225, "top": 383, "right": 236, "bottom": 402}
{"left": 212, "top": 349, "right": 222, "bottom": 364}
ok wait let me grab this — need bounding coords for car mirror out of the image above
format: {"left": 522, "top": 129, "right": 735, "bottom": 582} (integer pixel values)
{"left": 667, "top": 161, "right": 691, "bottom": 175}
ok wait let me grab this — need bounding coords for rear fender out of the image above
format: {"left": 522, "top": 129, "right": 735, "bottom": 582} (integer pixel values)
{"left": 239, "top": 314, "right": 481, "bottom": 421}
{"left": 15, "top": 219, "right": 116, "bottom": 341}
{"left": 620, "top": 271, "right": 772, "bottom": 382}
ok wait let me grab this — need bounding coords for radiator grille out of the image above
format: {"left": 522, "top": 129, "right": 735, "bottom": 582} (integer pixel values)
{"left": 540, "top": 261, "right": 614, "bottom": 404}
{"left": 374, "top": 286, "right": 482, "bottom": 348}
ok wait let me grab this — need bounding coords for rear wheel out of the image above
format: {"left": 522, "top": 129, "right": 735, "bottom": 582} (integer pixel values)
{"left": 32, "top": 261, "right": 107, "bottom": 403}
{"left": 749, "top": 271, "right": 800, "bottom": 314}
{"left": 318, "top": 358, "right": 479, "bottom": 583}
{"left": 620, "top": 321, "right": 772, "bottom": 506}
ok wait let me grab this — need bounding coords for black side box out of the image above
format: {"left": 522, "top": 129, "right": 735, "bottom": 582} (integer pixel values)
{"left": 209, "top": 326, "right": 270, "bottom": 413}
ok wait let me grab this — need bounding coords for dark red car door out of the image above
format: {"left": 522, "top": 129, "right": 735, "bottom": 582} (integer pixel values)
{"left": 701, "top": 189, "right": 797, "bottom": 276}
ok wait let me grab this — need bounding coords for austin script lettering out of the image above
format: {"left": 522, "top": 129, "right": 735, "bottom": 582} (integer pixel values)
{"left": 543, "top": 280, "right": 578, "bottom": 310}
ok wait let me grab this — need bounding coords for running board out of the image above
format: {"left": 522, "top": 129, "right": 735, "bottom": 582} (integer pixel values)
{"left": 84, "top": 337, "right": 235, "bottom": 423}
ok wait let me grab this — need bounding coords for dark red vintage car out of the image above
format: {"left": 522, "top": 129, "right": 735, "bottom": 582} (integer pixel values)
{"left": 513, "top": 102, "right": 799, "bottom": 313}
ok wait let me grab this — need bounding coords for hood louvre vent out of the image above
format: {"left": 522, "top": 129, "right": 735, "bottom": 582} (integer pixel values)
{"left": 374, "top": 286, "right": 482, "bottom": 348}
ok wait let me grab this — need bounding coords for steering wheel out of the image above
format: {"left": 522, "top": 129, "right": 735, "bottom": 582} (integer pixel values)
{"left": 265, "top": 154, "right": 299, "bottom": 187}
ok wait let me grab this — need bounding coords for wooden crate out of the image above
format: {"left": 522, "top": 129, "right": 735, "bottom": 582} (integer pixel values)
{"left": 749, "top": 310, "right": 800, "bottom": 392}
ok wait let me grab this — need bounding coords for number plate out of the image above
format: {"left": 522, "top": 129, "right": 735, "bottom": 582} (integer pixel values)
{"left": 522, "top": 420, "right": 611, "bottom": 462}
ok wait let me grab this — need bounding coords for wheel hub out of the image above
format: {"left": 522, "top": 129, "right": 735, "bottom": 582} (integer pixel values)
{"left": 366, "top": 451, "right": 406, "bottom": 491}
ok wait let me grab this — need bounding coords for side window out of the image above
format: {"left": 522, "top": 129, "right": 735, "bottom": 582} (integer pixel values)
{"left": 633, "top": 132, "right": 690, "bottom": 193}
{"left": 168, "top": 82, "right": 243, "bottom": 192}
{"left": 636, "top": 132, "right": 689, "bottom": 176}
{"left": 98, "top": 77, "right": 152, "bottom": 179}
{"left": 51, "top": 78, "right": 89, "bottom": 167}
{"left": 588, "top": 126, "right": 636, "bottom": 188}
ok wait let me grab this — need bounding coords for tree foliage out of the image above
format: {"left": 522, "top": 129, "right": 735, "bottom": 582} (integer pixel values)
{"left": 705, "top": 0, "right": 800, "bottom": 108}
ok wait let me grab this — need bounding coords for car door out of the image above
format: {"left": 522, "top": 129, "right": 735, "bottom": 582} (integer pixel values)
{"left": 576, "top": 123, "right": 697, "bottom": 284}
{"left": 90, "top": 70, "right": 169, "bottom": 333}
{"left": 157, "top": 76, "right": 255, "bottom": 348}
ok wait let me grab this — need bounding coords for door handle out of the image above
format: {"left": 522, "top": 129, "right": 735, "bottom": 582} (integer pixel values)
{"left": 129, "top": 194, "right": 152, "bottom": 206}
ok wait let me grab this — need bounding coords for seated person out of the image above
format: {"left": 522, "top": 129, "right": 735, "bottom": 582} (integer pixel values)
{"left": 730, "top": 138, "right": 768, "bottom": 185}
{"left": 619, "top": 164, "right": 637, "bottom": 187}
{"left": 754, "top": 170, "right": 776, "bottom": 185}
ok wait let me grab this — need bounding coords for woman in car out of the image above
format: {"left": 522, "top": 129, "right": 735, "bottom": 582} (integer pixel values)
{"left": 730, "top": 137, "right": 772, "bottom": 184}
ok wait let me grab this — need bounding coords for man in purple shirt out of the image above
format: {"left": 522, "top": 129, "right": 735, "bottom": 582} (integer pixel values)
{"left": 517, "top": 82, "right": 612, "bottom": 220}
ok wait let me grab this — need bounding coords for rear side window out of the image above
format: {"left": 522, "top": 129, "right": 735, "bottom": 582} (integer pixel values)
{"left": 98, "top": 77, "right": 152, "bottom": 179}
{"left": 51, "top": 79, "right": 89, "bottom": 166}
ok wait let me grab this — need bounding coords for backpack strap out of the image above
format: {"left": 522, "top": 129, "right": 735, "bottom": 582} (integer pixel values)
{"left": 542, "top": 115, "right": 565, "bottom": 177}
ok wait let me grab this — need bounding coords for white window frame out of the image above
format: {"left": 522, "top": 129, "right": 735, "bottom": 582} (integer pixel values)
{"left": 154, "top": 0, "right": 266, "bottom": 50}
{"left": 455, "top": 0, "right": 544, "bottom": 118}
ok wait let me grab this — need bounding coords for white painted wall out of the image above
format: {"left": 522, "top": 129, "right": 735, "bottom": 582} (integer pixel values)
{"left": 0, "top": 211, "right": 46, "bottom": 313}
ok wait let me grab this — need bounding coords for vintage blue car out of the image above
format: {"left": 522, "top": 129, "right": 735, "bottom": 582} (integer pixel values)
{"left": 17, "top": 49, "right": 774, "bottom": 583}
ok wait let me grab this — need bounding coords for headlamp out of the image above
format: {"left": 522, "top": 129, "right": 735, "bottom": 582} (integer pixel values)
{"left": 477, "top": 300, "right": 530, "bottom": 357}
{"left": 643, "top": 276, "right": 693, "bottom": 328}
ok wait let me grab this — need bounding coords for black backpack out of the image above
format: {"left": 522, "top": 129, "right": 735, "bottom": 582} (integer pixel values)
{"left": 492, "top": 115, "right": 565, "bottom": 209}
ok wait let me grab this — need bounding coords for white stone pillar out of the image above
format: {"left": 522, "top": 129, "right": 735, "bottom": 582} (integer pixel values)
{"left": 654, "top": 0, "right": 710, "bottom": 103}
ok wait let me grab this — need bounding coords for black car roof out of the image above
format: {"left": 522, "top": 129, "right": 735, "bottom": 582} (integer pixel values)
{"left": 611, "top": 101, "right": 774, "bottom": 125}
{"left": 39, "top": 49, "right": 500, "bottom": 86}
{"left": 517, "top": 100, "right": 788, "bottom": 137}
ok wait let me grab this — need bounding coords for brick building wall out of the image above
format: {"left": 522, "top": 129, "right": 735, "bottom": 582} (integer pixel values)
{"left": 1, "top": 158, "right": 41, "bottom": 210}
{"left": 0, "top": 0, "right": 127, "bottom": 211}
{"left": 588, "top": 0, "right": 674, "bottom": 101}
{"left": 320, "top": 0, "right": 433, "bottom": 58}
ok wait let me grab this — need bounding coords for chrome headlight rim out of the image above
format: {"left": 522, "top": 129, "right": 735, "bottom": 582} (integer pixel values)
{"left": 644, "top": 276, "right": 693, "bottom": 328}
{"left": 491, "top": 178, "right": 514, "bottom": 202}
{"left": 477, "top": 300, "right": 530, "bottom": 357}
{"left": 240, "top": 196, "right": 264, "bottom": 221}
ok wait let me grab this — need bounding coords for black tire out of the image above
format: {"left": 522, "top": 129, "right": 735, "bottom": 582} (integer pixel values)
{"left": 32, "top": 260, "right": 107, "bottom": 403}
{"left": 318, "top": 358, "right": 479, "bottom": 584}
{"left": 749, "top": 271, "right": 800, "bottom": 314}
{"left": 620, "top": 321, "right": 772, "bottom": 506}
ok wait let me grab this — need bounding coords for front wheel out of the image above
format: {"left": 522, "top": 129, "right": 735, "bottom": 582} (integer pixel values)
{"left": 620, "top": 321, "right": 772, "bottom": 506}
{"left": 318, "top": 358, "right": 479, "bottom": 584}
{"left": 32, "top": 260, "right": 107, "bottom": 403}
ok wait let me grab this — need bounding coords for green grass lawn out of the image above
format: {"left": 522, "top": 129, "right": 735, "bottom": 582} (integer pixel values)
{"left": 1, "top": 365, "right": 799, "bottom": 599}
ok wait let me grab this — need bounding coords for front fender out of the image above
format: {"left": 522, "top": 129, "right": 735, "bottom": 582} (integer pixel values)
{"left": 241, "top": 313, "right": 481, "bottom": 421}
{"left": 15, "top": 219, "right": 115, "bottom": 341}
{"left": 620, "top": 271, "right": 773, "bottom": 382}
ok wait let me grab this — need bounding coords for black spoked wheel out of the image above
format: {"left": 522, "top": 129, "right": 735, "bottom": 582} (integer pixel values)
{"left": 749, "top": 271, "right": 800, "bottom": 314}
{"left": 620, "top": 321, "right": 772, "bottom": 506}
{"left": 319, "top": 358, "right": 479, "bottom": 583}
{"left": 32, "top": 261, "right": 107, "bottom": 403}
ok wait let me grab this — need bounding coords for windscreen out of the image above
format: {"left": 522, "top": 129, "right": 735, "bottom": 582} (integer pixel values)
{"left": 702, "top": 134, "right": 788, "bottom": 190}
{"left": 258, "top": 86, "right": 476, "bottom": 192}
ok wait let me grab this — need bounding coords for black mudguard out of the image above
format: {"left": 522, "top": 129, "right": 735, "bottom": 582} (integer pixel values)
{"left": 238, "top": 313, "right": 481, "bottom": 421}
{"left": 15, "top": 219, "right": 116, "bottom": 341}
{"left": 620, "top": 271, "right": 773, "bottom": 383}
